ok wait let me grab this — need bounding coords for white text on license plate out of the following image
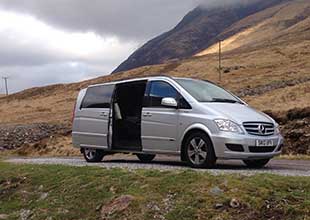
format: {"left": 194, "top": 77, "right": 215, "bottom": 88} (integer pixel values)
{"left": 256, "top": 140, "right": 274, "bottom": 147}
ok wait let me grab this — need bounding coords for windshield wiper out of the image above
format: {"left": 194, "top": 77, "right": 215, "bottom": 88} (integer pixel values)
{"left": 211, "top": 98, "right": 241, "bottom": 104}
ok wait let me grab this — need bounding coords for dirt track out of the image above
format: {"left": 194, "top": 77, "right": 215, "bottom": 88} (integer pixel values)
{"left": 6, "top": 155, "right": 310, "bottom": 177}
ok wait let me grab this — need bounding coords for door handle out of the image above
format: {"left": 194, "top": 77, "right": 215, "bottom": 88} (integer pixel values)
{"left": 100, "top": 112, "right": 108, "bottom": 117}
{"left": 143, "top": 112, "right": 152, "bottom": 117}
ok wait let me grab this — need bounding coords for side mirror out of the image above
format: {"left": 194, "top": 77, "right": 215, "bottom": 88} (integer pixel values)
{"left": 161, "top": 97, "right": 178, "bottom": 108}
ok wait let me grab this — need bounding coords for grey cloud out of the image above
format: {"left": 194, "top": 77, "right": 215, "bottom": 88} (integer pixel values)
{"left": 0, "top": 39, "right": 67, "bottom": 67}
{"left": 0, "top": 63, "right": 110, "bottom": 93}
{"left": 0, "top": 0, "right": 201, "bottom": 41}
{"left": 0, "top": 37, "right": 121, "bottom": 68}
{"left": 0, "top": 28, "right": 133, "bottom": 68}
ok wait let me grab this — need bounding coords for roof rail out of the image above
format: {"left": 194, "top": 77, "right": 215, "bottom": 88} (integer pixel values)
{"left": 108, "top": 73, "right": 173, "bottom": 83}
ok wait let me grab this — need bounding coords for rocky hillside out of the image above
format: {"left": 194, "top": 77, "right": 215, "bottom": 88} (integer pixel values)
{"left": 113, "top": 0, "right": 291, "bottom": 73}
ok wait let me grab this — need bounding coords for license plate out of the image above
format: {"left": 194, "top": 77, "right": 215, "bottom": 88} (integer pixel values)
{"left": 256, "top": 139, "right": 274, "bottom": 147}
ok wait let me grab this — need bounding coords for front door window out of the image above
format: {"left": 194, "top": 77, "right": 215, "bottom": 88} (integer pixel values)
{"left": 149, "top": 81, "right": 178, "bottom": 107}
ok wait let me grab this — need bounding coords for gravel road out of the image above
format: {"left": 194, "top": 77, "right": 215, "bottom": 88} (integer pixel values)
{"left": 6, "top": 155, "right": 310, "bottom": 177}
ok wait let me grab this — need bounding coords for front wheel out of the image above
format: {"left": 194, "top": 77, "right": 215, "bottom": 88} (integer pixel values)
{"left": 184, "top": 132, "right": 217, "bottom": 168}
{"left": 136, "top": 154, "right": 156, "bottom": 163}
{"left": 243, "top": 159, "right": 270, "bottom": 168}
{"left": 83, "top": 148, "right": 105, "bottom": 162}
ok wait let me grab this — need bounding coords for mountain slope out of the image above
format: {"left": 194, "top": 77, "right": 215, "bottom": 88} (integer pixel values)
{"left": 196, "top": 0, "right": 310, "bottom": 56}
{"left": 112, "top": 0, "right": 287, "bottom": 73}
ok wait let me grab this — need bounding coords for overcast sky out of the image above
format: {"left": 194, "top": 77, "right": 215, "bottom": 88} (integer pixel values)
{"left": 0, "top": 0, "right": 246, "bottom": 93}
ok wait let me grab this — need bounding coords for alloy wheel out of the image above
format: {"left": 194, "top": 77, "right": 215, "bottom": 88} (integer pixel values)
{"left": 84, "top": 148, "right": 97, "bottom": 160}
{"left": 187, "top": 137, "right": 208, "bottom": 166}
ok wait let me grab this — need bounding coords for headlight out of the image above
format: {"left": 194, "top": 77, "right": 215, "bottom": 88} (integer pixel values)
{"left": 214, "top": 119, "right": 244, "bottom": 134}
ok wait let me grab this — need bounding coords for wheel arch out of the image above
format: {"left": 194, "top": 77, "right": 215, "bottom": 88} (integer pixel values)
{"left": 180, "top": 123, "right": 214, "bottom": 161}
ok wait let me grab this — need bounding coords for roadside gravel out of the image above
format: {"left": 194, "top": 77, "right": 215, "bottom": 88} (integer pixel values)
{"left": 6, "top": 155, "right": 310, "bottom": 177}
{"left": 0, "top": 123, "right": 70, "bottom": 150}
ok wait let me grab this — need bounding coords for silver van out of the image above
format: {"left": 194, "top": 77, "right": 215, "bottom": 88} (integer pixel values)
{"left": 72, "top": 76, "right": 283, "bottom": 168}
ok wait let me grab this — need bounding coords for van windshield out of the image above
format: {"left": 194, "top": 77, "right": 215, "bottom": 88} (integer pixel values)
{"left": 175, "top": 79, "right": 242, "bottom": 104}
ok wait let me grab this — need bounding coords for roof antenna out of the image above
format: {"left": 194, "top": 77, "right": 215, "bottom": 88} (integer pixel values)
{"left": 218, "top": 40, "right": 222, "bottom": 82}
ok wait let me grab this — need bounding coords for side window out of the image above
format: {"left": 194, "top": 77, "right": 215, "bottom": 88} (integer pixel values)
{"left": 149, "top": 81, "right": 178, "bottom": 107}
{"left": 81, "top": 85, "right": 114, "bottom": 109}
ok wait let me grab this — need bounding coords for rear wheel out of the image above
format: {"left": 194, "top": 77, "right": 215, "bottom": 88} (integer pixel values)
{"left": 136, "top": 154, "right": 156, "bottom": 163}
{"left": 83, "top": 148, "right": 105, "bottom": 162}
{"left": 184, "top": 131, "right": 216, "bottom": 168}
{"left": 243, "top": 159, "right": 270, "bottom": 168}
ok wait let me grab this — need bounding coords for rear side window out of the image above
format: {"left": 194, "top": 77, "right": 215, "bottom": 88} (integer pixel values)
{"left": 149, "top": 81, "right": 178, "bottom": 107}
{"left": 81, "top": 85, "right": 114, "bottom": 109}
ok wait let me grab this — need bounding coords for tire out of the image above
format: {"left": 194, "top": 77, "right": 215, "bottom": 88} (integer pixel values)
{"left": 82, "top": 148, "right": 105, "bottom": 163}
{"left": 136, "top": 154, "right": 156, "bottom": 163}
{"left": 243, "top": 159, "right": 270, "bottom": 168}
{"left": 184, "top": 131, "right": 217, "bottom": 168}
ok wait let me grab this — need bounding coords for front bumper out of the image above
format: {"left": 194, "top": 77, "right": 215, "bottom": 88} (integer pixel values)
{"left": 211, "top": 132, "right": 284, "bottom": 160}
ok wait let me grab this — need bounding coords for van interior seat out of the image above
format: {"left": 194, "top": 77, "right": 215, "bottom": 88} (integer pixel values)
{"left": 114, "top": 103, "right": 122, "bottom": 120}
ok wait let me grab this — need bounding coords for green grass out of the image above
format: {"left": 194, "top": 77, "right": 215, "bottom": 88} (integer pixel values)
{"left": 0, "top": 162, "right": 309, "bottom": 220}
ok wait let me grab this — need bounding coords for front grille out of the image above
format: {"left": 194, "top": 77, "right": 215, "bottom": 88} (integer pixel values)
{"left": 249, "top": 146, "right": 276, "bottom": 153}
{"left": 243, "top": 122, "right": 275, "bottom": 136}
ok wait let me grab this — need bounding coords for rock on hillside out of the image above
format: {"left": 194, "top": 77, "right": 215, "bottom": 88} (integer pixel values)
{"left": 113, "top": 0, "right": 287, "bottom": 73}
{"left": 265, "top": 107, "right": 310, "bottom": 155}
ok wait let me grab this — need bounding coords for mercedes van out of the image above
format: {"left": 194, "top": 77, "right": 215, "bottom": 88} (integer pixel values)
{"left": 72, "top": 76, "right": 283, "bottom": 168}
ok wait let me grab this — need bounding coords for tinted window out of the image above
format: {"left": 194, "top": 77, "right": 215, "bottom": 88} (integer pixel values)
{"left": 149, "top": 81, "right": 178, "bottom": 107}
{"left": 81, "top": 85, "right": 114, "bottom": 109}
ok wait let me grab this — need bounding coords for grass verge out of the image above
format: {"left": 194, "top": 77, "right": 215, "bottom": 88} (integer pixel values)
{"left": 0, "top": 162, "right": 309, "bottom": 220}
{"left": 278, "top": 154, "right": 310, "bottom": 160}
